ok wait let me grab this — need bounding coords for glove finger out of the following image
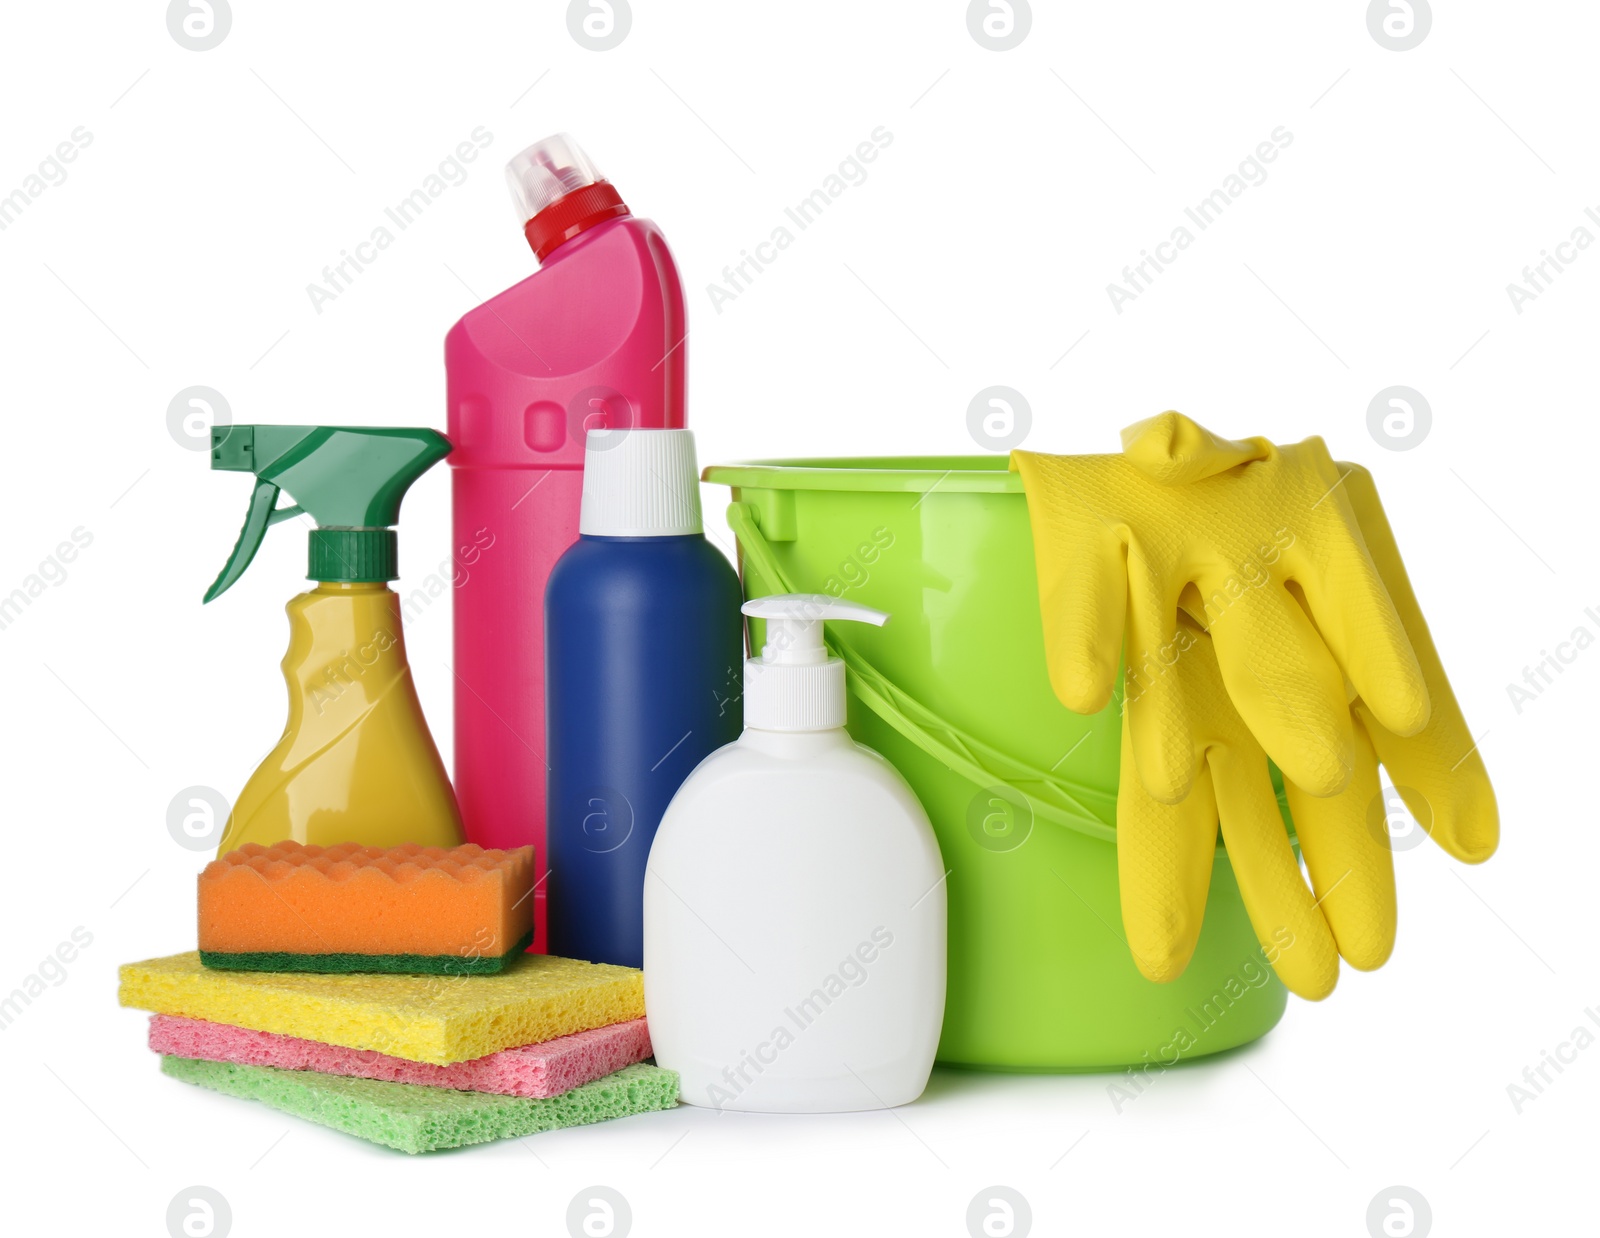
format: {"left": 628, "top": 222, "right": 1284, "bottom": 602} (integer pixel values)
{"left": 1206, "top": 583, "right": 1356, "bottom": 798}
{"left": 1011, "top": 451, "right": 1127, "bottom": 714}
{"left": 1116, "top": 705, "right": 1218, "bottom": 983}
{"left": 1283, "top": 723, "right": 1396, "bottom": 971}
{"left": 1124, "top": 559, "right": 1200, "bottom": 804}
{"left": 1288, "top": 467, "right": 1430, "bottom": 738}
{"left": 1359, "top": 701, "right": 1498, "bottom": 863}
{"left": 1210, "top": 742, "right": 1341, "bottom": 1001}
{"left": 1340, "top": 465, "right": 1498, "bottom": 863}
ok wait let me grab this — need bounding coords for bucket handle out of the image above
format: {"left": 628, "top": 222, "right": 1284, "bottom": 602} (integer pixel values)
{"left": 726, "top": 501, "right": 1120, "bottom": 843}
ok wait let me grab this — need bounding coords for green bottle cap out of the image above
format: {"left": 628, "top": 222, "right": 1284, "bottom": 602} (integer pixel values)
{"left": 204, "top": 425, "right": 450, "bottom": 602}
{"left": 307, "top": 529, "right": 399, "bottom": 583}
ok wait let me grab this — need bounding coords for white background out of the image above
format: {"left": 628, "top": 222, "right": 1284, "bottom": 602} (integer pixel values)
{"left": 1, "top": 2, "right": 1595, "bottom": 1235}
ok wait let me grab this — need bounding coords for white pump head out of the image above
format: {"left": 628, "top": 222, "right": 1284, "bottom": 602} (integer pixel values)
{"left": 741, "top": 594, "right": 889, "bottom": 731}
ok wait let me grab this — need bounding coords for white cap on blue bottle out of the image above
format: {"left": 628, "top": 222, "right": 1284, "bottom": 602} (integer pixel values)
{"left": 579, "top": 428, "right": 703, "bottom": 537}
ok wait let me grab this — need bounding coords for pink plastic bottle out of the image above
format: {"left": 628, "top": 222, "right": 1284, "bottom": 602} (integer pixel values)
{"left": 446, "top": 134, "right": 687, "bottom": 951}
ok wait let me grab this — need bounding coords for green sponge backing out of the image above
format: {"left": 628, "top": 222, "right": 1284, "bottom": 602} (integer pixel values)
{"left": 199, "top": 929, "right": 536, "bottom": 975}
{"left": 161, "top": 1056, "right": 678, "bottom": 1153}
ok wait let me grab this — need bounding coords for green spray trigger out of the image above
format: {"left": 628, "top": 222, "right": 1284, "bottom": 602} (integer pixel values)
{"left": 204, "top": 425, "right": 452, "bottom": 603}
{"left": 203, "top": 476, "right": 305, "bottom": 602}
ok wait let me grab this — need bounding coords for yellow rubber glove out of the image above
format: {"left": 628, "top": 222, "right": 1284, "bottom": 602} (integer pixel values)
{"left": 1114, "top": 464, "right": 1497, "bottom": 1000}
{"left": 1338, "top": 464, "right": 1497, "bottom": 867}
{"left": 1012, "top": 413, "right": 1430, "bottom": 804}
{"left": 1115, "top": 612, "right": 1359, "bottom": 1000}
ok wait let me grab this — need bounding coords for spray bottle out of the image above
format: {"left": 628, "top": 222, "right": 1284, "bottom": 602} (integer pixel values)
{"left": 447, "top": 133, "right": 687, "bottom": 950}
{"left": 204, "top": 425, "right": 464, "bottom": 855}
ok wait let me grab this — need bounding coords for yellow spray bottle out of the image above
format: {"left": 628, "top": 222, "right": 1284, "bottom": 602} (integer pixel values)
{"left": 203, "top": 425, "right": 464, "bottom": 855}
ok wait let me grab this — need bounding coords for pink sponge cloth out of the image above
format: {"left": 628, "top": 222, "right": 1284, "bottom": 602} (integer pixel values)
{"left": 149, "top": 1013, "right": 651, "bottom": 1099}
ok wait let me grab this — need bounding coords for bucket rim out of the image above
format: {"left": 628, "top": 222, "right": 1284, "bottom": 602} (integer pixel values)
{"left": 703, "top": 456, "right": 1024, "bottom": 495}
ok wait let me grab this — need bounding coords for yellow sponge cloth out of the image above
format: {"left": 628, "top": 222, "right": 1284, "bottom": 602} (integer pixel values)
{"left": 119, "top": 951, "right": 644, "bottom": 1066}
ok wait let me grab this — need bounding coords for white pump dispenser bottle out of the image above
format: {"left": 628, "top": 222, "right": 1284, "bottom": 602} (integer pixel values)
{"left": 642, "top": 594, "right": 947, "bottom": 1113}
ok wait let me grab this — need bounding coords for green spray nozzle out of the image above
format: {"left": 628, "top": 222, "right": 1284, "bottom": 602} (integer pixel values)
{"left": 204, "top": 425, "right": 452, "bottom": 603}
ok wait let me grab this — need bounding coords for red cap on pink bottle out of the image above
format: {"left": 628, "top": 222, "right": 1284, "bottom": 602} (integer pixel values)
{"left": 506, "top": 134, "right": 633, "bottom": 260}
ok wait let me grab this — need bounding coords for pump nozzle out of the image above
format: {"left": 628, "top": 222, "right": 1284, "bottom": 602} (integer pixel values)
{"left": 741, "top": 594, "right": 890, "bottom": 732}
{"left": 741, "top": 595, "right": 888, "bottom": 663}
{"left": 204, "top": 425, "right": 451, "bottom": 603}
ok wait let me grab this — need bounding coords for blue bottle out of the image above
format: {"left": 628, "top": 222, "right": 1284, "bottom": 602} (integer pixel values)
{"left": 545, "top": 428, "right": 744, "bottom": 967}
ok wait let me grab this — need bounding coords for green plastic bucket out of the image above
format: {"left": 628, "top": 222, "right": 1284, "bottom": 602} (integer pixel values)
{"left": 704, "top": 456, "right": 1288, "bottom": 1072}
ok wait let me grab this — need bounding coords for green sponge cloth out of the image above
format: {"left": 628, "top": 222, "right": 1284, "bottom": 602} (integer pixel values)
{"left": 160, "top": 1056, "right": 679, "bottom": 1153}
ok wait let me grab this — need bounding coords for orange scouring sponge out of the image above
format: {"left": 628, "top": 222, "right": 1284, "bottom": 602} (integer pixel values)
{"left": 198, "top": 841, "right": 536, "bottom": 974}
